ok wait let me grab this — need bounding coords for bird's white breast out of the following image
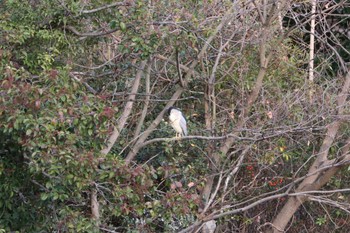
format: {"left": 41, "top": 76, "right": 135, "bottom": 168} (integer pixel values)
{"left": 169, "top": 109, "right": 184, "bottom": 134}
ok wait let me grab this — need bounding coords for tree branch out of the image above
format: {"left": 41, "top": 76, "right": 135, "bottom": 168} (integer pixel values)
{"left": 101, "top": 60, "right": 148, "bottom": 155}
{"left": 65, "top": 25, "right": 120, "bottom": 37}
{"left": 69, "top": 73, "right": 97, "bottom": 94}
{"left": 133, "top": 62, "right": 152, "bottom": 138}
{"left": 81, "top": 1, "right": 131, "bottom": 14}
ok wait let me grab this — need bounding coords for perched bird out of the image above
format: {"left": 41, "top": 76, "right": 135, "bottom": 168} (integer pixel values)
{"left": 167, "top": 107, "right": 188, "bottom": 137}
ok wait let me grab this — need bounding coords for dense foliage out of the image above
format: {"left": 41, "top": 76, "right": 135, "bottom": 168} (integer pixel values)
{"left": 1, "top": 0, "right": 349, "bottom": 232}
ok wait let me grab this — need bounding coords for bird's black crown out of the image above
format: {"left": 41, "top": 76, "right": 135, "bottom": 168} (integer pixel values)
{"left": 167, "top": 106, "right": 176, "bottom": 116}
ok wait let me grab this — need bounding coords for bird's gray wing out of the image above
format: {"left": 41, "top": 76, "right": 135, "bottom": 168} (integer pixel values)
{"left": 179, "top": 116, "right": 188, "bottom": 136}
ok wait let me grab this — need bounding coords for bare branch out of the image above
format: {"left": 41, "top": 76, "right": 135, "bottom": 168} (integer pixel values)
{"left": 65, "top": 25, "right": 120, "bottom": 37}
{"left": 133, "top": 62, "right": 152, "bottom": 138}
{"left": 69, "top": 73, "right": 97, "bottom": 94}
{"left": 81, "top": 1, "right": 131, "bottom": 14}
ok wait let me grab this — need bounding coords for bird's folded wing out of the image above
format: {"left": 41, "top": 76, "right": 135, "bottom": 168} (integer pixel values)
{"left": 180, "top": 117, "right": 187, "bottom": 136}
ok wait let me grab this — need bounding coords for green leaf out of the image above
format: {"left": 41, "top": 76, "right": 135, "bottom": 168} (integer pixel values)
{"left": 45, "top": 182, "right": 52, "bottom": 189}
{"left": 41, "top": 193, "right": 48, "bottom": 201}
{"left": 13, "top": 120, "right": 20, "bottom": 130}
{"left": 88, "top": 129, "right": 93, "bottom": 136}
{"left": 53, "top": 192, "right": 59, "bottom": 200}
{"left": 60, "top": 95, "right": 66, "bottom": 102}
{"left": 120, "top": 22, "right": 126, "bottom": 31}
{"left": 26, "top": 129, "right": 32, "bottom": 135}
{"left": 109, "top": 20, "right": 117, "bottom": 29}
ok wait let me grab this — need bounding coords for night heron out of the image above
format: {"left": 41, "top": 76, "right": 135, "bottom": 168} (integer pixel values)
{"left": 167, "top": 107, "right": 188, "bottom": 137}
